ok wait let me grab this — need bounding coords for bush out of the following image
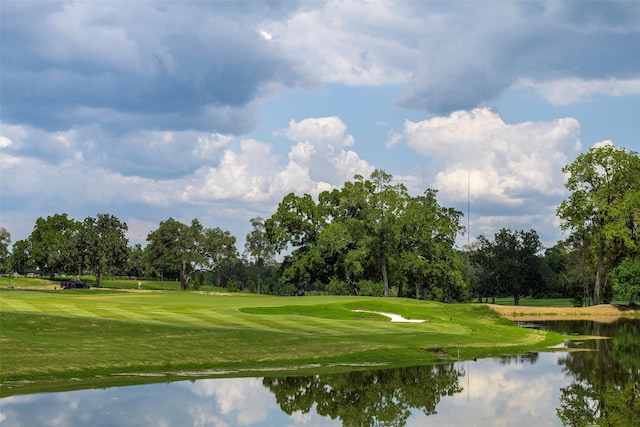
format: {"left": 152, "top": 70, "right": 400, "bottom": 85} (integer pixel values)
{"left": 611, "top": 258, "right": 640, "bottom": 305}
{"left": 357, "top": 280, "right": 384, "bottom": 297}
{"left": 326, "top": 279, "right": 350, "bottom": 295}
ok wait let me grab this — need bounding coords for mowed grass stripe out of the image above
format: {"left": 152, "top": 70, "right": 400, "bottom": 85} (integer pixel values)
{"left": 0, "top": 298, "right": 40, "bottom": 313}
{"left": 98, "top": 305, "right": 156, "bottom": 323}
{"left": 51, "top": 303, "right": 98, "bottom": 318}
{"left": 145, "top": 310, "right": 206, "bottom": 325}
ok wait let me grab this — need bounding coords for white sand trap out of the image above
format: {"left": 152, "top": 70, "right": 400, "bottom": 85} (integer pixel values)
{"left": 352, "top": 310, "right": 425, "bottom": 323}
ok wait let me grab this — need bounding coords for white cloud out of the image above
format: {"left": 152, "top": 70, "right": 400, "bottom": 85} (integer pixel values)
{"left": 403, "top": 108, "right": 580, "bottom": 204}
{"left": 280, "top": 117, "right": 373, "bottom": 189}
{"left": 399, "top": 108, "right": 582, "bottom": 244}
{"left": 519, "top": 77, "right": 640, "bottom": 105}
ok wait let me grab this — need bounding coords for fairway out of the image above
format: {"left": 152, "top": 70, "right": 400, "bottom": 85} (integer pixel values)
{"left": 0, "top": 288, "right": 563, "bottom": 396}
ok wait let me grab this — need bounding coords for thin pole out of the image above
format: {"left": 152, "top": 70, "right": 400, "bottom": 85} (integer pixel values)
{"left": 467, "top": 170, "right": 470, "bottom": 247}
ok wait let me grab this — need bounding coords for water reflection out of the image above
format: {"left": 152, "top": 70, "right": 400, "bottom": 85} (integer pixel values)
{"left": 553, "top": 319, "right": 640, "bottom": 427}
{"left": 1, "top": 319, "right": 638, "bottom": 427}
{"left": 263, "top": 365, "right": 463, "bottom": 426}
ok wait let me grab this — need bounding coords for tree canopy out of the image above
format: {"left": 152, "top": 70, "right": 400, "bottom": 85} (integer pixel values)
{"left": 557, "top": 144, "right": 640, "bottom": 304}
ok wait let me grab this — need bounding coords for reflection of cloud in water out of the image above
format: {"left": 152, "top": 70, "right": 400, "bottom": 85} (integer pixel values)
{"left": 407, "top": 352, "right": 566, "bottom": 427}
{"left": 184, "top": 378, "right": 271, "bottom": 425}
{"left": 0, "top": 352, "right": 572, "bottom": 426}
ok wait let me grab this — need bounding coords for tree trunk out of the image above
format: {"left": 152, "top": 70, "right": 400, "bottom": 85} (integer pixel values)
{"left": 594, "top": 251, "right": 604, "bottom": 305}
{"left": 257, "top": 258, "right": 262, "bottom": 294}
{"left": 380, "top": 255, "right": 389, "bottom": 297}
{"left": 513, "top": 293, "right": 519, "bottom": 306}
{"left": 180, "top": 261, "right": 189, "bottom": 290}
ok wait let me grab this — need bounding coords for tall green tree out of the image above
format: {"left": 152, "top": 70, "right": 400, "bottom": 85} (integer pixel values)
{"left": 77, "top": 213, "right": 129, "bottom": 287}
{"left": 322, "top": 170, "right": 407, "bottom": 297}
{"left": 201, "top": 227, "right": 237, "bottom": 287}
{"left": 0, "top": 227, "right": 11, "bottom": 274}
{"left": 266, "top": 193, "right": 328, "bottom": 293}
{"left": 397, "top": 189, "right": 464, "bottom": 301}
{"left": 146, "top": 218, "right": 205, "bottom": 290}
{"left": 557, "top": 144, "right": 640, "bottom": 304}
{"left": 28, "top": 213, "right": 80, "bottom": 279}
{"left": 244, "top": 217, "right": 277, "bottom": 294}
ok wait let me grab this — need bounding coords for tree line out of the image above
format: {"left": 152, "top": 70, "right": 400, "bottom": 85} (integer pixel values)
{"left": 1, "top": 145, "right": 638, "bottom": 305}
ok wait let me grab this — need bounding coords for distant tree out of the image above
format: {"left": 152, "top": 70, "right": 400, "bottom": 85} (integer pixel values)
{"left": 123, "top": 243, "right": 147, "bottom": 278}
{"left": 201, "top": 227, "right": 237, "bottom": 287}
{"left": 472, "top": 229, "right": 543, "bottom": 305}
{"left": 9, "top": 239, "right": 33, "bottom": 274}
{"left": 539, "top": 243, "right": 569, "bottom": 297}
{"left": 557, "top": 144, "right": 640, "bottom": 304}
{"left": 611, "top": 258, "right": 640, "bottom": 305}
{"left": 245, "top": 217, "right": 277, "bottom": 294}
{"left": 146, "top": 218, "right": 205, "bottom": 290}
{"left": 77, "top": 213, "right": 129, "bottom": 287}
{"left": 0, "top": 227, "right": 11, "bottom": 274}
{"left": 28, "top": 213, "right": 80, "bottom": 279}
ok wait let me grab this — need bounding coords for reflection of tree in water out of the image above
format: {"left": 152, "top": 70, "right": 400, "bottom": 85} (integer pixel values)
{"left": 556, "top": 319, "right": 640, "bottom": 427}
{"left": 263, "top": 364, "right": 463, "bottom": 426}
{"left": 498, "top": 352, "right": 539, "bottom": 365}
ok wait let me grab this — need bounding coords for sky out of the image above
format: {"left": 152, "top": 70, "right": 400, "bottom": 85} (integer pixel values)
{"left": 1, "top": 0, "right": 640, "bottom": 252}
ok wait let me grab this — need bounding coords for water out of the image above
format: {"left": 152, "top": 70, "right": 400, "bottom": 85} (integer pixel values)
{"left": 1, "top": 319, "right": 638, "bottom": 426}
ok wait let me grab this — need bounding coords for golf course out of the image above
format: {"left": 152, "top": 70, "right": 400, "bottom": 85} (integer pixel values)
{"left": 2, "top": 277, "right": 630, "bottom": 397}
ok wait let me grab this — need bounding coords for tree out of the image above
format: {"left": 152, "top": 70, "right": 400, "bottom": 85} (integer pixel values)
{"left": 77, "top": 213, "right": 129, "bottom": 287}
{"left": 0, "top": 227, "right": 11, "bottom": 274}
{"left": 146, "top": 218, "right": 205, "bottom": 290}
{"left": 28, "top": 213, "right": 80, "bottom": 279}
{"left": 321, "top": 170, "right": 408, "bottom": 297}
{"left": 472, "top": 229, "right": 543, "bottom": 305}
{"left": 396, "top": 189, "right": 465, "bottom": 301}
{"left": 9, "top": 239, "right": 34, "bottom": 275}
{"left": 124, "top": 243, "right": 147, "bottom": 278}
{"left": 266, "top": 192, "right": 329, "bottom": 294}
{"left": 557, "top": 144, "right": 640, "bottom": 304}
{"left": 611, "top": 258, "right": 640, "bottom": 305}
{"left": 201, "top": 227, "right": 237, "bottom": 287}
{"left": 266, "top": 170, "right": 464, "bottom": 299}
{"left": 244, "top": 217, "right": 276, "bottom": 294}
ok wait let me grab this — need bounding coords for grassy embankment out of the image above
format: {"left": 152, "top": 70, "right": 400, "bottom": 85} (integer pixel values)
{"left": 0, "top": 277, "right": 582, "bottom": 397}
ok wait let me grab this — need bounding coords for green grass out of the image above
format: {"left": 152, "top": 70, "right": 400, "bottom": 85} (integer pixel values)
{"left": 492, "top": 297, "right": 576, "bottom": 307}
{"left": 0, "top": 281, "right": 566, "bottom": 397}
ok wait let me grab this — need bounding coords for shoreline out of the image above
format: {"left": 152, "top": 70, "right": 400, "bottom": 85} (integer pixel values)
{"left": 487, "top": 303, "right": 640, "bottom": 323}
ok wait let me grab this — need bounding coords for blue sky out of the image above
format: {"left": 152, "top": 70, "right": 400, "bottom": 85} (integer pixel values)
{"left": 1, "top": 0, "right": 639, "bottom": 251}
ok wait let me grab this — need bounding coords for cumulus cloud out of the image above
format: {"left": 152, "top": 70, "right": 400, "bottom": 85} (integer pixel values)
{"left": 0, "top": 115, "right": 372, "bottom": 244}
{"left": 397, "top": 108, "right": 582, "bottom": 243}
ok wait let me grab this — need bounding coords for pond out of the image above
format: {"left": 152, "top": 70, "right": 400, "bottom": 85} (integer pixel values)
{"left": 1, "top": 319, "right": 638, "bottom": 426}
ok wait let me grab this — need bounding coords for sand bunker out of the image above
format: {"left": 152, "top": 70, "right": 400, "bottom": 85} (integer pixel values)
{"left": 352, "top": 310, "right": 425, "bottom": 323}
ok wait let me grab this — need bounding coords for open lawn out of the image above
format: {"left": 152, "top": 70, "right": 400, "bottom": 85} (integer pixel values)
{"left": 0, "top": 281, "right": 572, "bottom": 397}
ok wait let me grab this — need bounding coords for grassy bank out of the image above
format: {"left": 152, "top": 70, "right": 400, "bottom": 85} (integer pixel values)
{"left": 0, "top": 283, "right": 568, "bottom": 397}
